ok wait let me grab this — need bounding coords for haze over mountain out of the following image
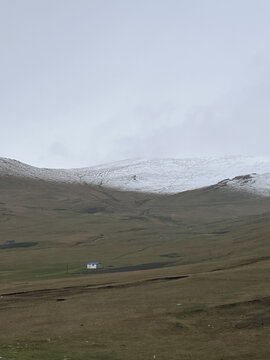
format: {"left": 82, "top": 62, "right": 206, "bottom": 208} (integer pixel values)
{"left": 1, "top": 155, "right": 270, "bottom": 196}
{"left": 2, "top": 1, "right": 270, "bottom": 168}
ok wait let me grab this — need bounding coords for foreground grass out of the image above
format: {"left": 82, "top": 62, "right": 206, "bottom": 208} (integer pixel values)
{"left": 1, "top": 260, "right": 270, "bottom": 360}
{"left": 0, "top": 345, "right": 116, "bottom": 360}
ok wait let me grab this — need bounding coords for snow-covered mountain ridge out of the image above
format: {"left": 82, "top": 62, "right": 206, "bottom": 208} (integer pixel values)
{"left": 1, "top": 156, "right": 270, "bottom": 196}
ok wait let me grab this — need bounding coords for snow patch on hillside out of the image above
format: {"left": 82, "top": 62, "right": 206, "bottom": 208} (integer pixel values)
{"left": 225, "top": 173, "right": 270, "bottom": 196}
{"left": 1, "top": 156, "right": 270, "bottom": 195}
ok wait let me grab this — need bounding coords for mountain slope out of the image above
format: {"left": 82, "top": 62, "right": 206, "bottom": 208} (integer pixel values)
{"left": 1, "top": 172, "right": 270, "bottom": 359}
{"left": 1, "top": 156, "right": 270, "bottom": 195}
{"left": 1, "top": 173, "right": 270, "bottom": 283}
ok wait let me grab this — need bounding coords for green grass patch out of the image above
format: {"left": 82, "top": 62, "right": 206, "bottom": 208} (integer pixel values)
{"left": 0, "top": 344, "right": 118, "bottom": 360}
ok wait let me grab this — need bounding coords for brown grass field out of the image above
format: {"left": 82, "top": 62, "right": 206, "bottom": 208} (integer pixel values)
{"left": 0, "top": 175, "right": 270, "bottom": 359}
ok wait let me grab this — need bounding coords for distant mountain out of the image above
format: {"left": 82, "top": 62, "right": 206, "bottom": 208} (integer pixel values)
{"left": 1, "top": 156, "right": 270, "bottom": 195}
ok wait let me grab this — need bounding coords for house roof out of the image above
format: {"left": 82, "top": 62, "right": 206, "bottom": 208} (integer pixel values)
{"left": 87, "top": 262, "right": 100, "bottom": 265}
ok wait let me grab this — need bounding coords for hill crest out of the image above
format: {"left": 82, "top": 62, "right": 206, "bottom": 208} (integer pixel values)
{"left": 1, "top": 156, "right": 270, "bottom": 195}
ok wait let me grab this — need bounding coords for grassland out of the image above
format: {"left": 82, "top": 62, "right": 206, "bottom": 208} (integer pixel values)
{"left": 0, "top": 175, "right": 270, "bottom": 359}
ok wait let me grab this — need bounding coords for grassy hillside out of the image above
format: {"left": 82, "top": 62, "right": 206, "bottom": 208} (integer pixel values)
{"left": 1, "top": 175, "right": 270, "bottom": 282}
{"left": 0, "top": 175, "right": 270, "bottom": 359}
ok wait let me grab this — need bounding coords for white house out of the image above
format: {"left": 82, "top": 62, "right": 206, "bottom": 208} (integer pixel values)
{"left": 86, "top": 262, "right": 102, "bottom": 270}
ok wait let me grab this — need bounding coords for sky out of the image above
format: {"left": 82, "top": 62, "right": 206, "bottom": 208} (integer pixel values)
{"left": 1, "top": 0, "right": 270, "bottom": 168}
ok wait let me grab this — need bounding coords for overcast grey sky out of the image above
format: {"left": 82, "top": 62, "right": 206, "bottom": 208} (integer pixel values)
{"left": 1, "top": 0, "right": 270, "bottom": 168}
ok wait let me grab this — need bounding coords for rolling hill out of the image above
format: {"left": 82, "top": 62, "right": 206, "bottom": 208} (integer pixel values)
{"left": 0, "top": 157, "right": 270, "bottom": 359}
